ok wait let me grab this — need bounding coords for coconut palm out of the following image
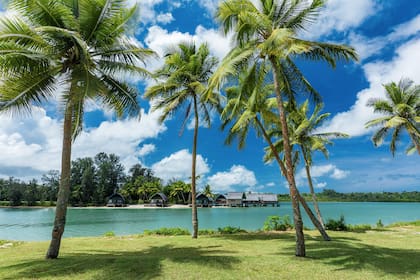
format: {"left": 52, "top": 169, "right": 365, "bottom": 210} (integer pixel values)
{"left": 212, "top": 0, "right": 357, "bottom": 256}
{"left": 365, "top": 78, "right": 420, "bottom": 155}
{"left": 268, "top": 100, "right": 348, "bottom": 229}
{"left": 222, "top": 63, "right": 330, "bottom": 241}
{"left": 0, "top": 0, "right": 154, "bottom": 258}
{"left": 145, "top": 42, "right": 222, "bottom": 238}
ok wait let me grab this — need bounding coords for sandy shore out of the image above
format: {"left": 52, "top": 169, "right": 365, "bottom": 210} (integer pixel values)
{"left": 78, "top": 204, "right": 191, "bottom": 209}
{"left": 2, "top": 204, "right": 192, "bottom": 209}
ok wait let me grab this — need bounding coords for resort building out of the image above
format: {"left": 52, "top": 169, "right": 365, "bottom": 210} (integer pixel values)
{"left": 196, "top": 193, "right": 212, "bottom": 207}
{"left": 213, "top": 194, "right": 227, "bottom": 206}
{"left": 106, "top": 193, "right": 126, "bottom": 207}
{"left": 226, "top": 192, "right": 246, "bottom": 207}
{"left": 225, "top": 192, "right": 279, "bottom": 207}
{"left": 148, "top": 193, "right": 168, "bottom": 207}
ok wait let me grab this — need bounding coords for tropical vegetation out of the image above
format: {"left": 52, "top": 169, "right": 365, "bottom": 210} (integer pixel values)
{"left": 145, "top": 42, "right": 222, "bottom": 238}
{"left": 0, "top": 0, "right": 417, "bottom": 261}
{"left": 365, "top": 78, "right": 420, "bottom": 155}
{"left": 0, "top": 0, "right": 154, "bottom": 258}
{"left": 211, "top": 0, "right": 357, "bottom": 256}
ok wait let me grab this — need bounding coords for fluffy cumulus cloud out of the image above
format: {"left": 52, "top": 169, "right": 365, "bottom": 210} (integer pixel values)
{"left": 145, "top": 25, "right": 231, "bottom": 61}
{"left": 207, "top": 165, "right": 257, "bottom": 192}
{"left": 321, "top": 37, "right": 420, "bottom": 137}
{"left": 348, "top": 14, "right": 420, "bottom": 61}
{"left": 0, "top": 107, "right": 62, "bottom": 179}
{"left": 151, "top": 149, "right": 210, "bottom": 182}
{"left": 0, "top": 106, "right": 166, "bottom": 180}
{"left": 295, "top": 164, "right": 349, "bottom": 189}
{"left": 156, "top": 12, "right": 174, "bottom": 24}
{"left": 305, "top": 0, "right": 377, "bottom": 39}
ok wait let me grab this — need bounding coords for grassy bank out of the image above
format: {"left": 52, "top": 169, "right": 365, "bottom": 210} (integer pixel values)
{"left": 0, "top": 224, "right": 419, "bottom": 279}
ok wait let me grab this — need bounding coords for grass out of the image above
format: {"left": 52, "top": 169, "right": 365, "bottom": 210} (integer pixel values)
{"left": 0, "top": 224, "right": 419, "bottom": 279}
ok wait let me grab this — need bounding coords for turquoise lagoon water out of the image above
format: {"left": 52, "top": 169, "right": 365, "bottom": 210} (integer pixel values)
{"left": 0, "top": 202, "right": 419, "bottom": 241}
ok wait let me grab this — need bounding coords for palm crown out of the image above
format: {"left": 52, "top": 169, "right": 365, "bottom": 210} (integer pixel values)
{"left": 365, "top": 78, "right": 420, "bottom": 155}
{"left": 0, "top": 0, "right": 154, "bottom": 137}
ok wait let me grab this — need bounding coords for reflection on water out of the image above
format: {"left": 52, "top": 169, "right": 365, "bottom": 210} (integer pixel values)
{"left": 1, "top": 202, "right": 419, "bottom": 241}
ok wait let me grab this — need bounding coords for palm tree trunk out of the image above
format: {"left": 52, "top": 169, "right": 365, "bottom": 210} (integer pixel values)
{"left": 270, "top": 58, "right": 305, "bottom": 257}
{"left": 191, "top": 95, "right": 199, "bottom": 238}
{"left": 254, "top": 117, "right": 330, "bottom": 241}
{"left": 46, "top": 104, "right": 73, "bottom": 259}
{"left": 301, "top": 147, "right": 325, "bottom": 230}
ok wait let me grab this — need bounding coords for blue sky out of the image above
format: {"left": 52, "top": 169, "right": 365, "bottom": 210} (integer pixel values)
{"left": 0, "top": 0, "right": 419, "bottom": 194}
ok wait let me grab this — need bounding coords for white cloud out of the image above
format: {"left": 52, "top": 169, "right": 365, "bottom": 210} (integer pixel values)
{"left": 137, "top": 144, "right": 156, "bottom": 157}
{"left": 330, "top": 168, "right": 350, "bottom": 180}
{"left": 145, "top": 25, "right": 231, "bottom": 61}
{"left": 156, "top": 12, "right": 174, "bottom": 24}
{"left": 315, "top": 182, "right": 327, "bottom": 188}
{"left": 0, "top": 105, "right": 166, "bottom": 180}
{"left": 305, "top": 0, "right": 378, "bottom": 39}
{"left": 294, "top": 164, "right": 349, "bottom": 189}
{"left": 207, "top": 165, "right": 257, "bottom": 192}
{"left": 348, "top": 14, "right": 420, "bottom": 61}
{"left": 151, "top": 149, "right": 210, "bottom": 183}
{"left": 321, "top": 37, "right": 420, "bottom": 137}
{"left": 266, "top": 182, "right": 275, "bottom": 187}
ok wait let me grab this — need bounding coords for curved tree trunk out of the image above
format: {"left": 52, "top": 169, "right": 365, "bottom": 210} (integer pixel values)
{"left": 270, "top": 58, "right": 305, "bottom": 257}
{"left": 254, "top": 117, "right": 330, "bottom": 241}
{"left": 191, "top": 95, "right": 199, "bottom": 238}
{"left": 302, "top": 147, "right": 325, "bottom": 230}
{"left": 296, "top": 192, "right": 330, "bottom": 241}
{"left": 46, "top": 104, "right": 73, "bottom": 259}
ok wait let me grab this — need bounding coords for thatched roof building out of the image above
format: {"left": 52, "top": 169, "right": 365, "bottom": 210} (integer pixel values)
{"left": 106, "top": 193, "right": 126, "bottom": 207}
{"left": 149, "top": 193, "right": 168, "bottom": 207}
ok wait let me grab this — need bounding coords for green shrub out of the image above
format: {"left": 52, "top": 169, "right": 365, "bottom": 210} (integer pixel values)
{"left": 198, "top": 229, "right": 217, "bottom": 235}
{"left": 217, "top": 226, "right": 247, "bottom": 234}
{"left": 143, "top": 227, "right": 190, "bottom": 236}
{"left": 347, "top": 224, "right": 372, "bottom": 232}
{"left": 263, "top": 215, "right": 293, "bottom": 231}
{"left": 325, "top": 215, "right": 348, "bottom": 231}
{"left": 103, "top": 231, "right": 116, "bottom": 237}
{"left": 376, "top": 219, "right": 384, "bottom": 228}
{"left": 0, "top": 201, "right": 10, "bottom": 207}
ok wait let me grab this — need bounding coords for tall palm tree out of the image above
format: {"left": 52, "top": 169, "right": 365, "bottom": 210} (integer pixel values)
{"left": 222, "top": 63, "right": 330, "bottom": 241}
{"left": 268, "top": 100, "right": 348, "bottom": 229}
{"left": 212, "top": 0, "right": 357, "bottom": 256}
{"left": 365, "top": 78, "right": 420, "bottom": 155}
{"left": 145, "top": 42, "right": 222, "bottom": 238}
{"left": 0, "top": 0, "right": 154, "bottom": 258}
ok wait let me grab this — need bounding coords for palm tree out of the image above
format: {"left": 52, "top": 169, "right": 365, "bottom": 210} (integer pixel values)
{"left": 0, "top": 0, "right": 154, "bottom": 258}
{"left": 365, "top": 78, "right": 420, "bottom": 155}
{"left": 269, "top": 100, "right": 348, "bottom": 229}
{"left": 222, "top": 63, "right": 330, "bottom": 241}
{"left": 145, "top": 42, "right": 222, "bottom": 238}
{"left": 212, "top": 0, "right": 357, "bottom": 256}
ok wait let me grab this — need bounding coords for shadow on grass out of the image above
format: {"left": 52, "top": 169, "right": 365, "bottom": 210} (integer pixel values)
{"left": 1, "top": 244, "right": 240, "bottom": 280}
{"left": 209, "top": 232, "right": 296, "bottom": 241}
{"left": 287, "top": 236, "right": 420, "bottom": 276}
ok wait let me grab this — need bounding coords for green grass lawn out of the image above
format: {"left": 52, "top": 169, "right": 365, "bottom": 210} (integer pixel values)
{"left": 0, "top": 225, "right": 419, "bottom": 280}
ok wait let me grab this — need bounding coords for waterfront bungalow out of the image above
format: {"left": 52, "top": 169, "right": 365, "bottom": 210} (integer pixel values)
{"left": 260, "top": 193, "right": 279, "bottom": 207}
{"left": 227, "top": 192, "right": 246, "bottom": 207}
{"left": 149, "top": 193, "right": 168, "bottom": 207}
{"left": 196, "top": 193, "right": 212, "bottom": 207}
{"left": 243, "top": 192, "right": 261, "bottom": 207}
{"left": 106, "top": 193, "right": 126, "bottom": 207}
{"left": 214, "top": 194, "right": 227, "bottom": 206}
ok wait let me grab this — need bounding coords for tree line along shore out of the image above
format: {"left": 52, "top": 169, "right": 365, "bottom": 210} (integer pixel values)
{"left": 1, "top": 152, "right": 419, "bottom": 207}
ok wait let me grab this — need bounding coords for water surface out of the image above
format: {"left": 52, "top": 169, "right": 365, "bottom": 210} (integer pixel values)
{"left": 0, "top": 202, "right": 419, "bottom": 241}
